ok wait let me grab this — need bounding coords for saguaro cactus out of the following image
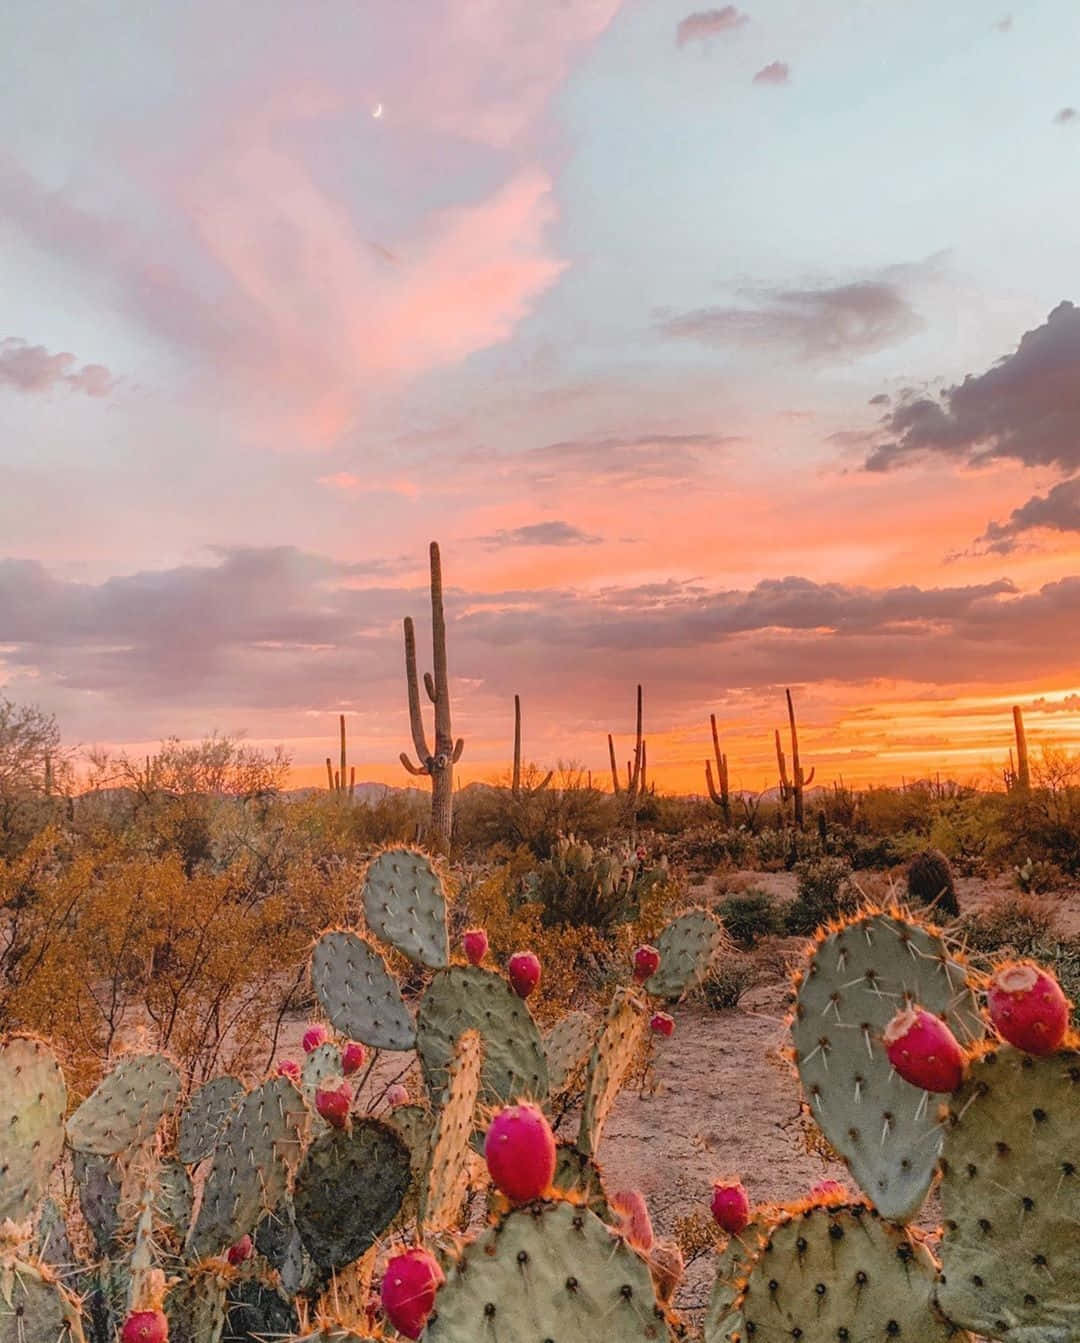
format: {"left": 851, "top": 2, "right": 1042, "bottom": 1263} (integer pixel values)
{"left": 1012, "top": 702, "right": 1030, "bottom": 790}
{"left": 326, "top": 714, "right": 356, "bottom": 797}
{"left": 776, "top": 687, "right": 814, "bottom": 827}
{"left": 512, "top": 694, "right": 552, "bottom": 798}
{"left": 608, "top": 684, "right": 644, "bottom": 801}
{"left": 399, "top": 542, "right": 463, "bottom": 853}
{"left": 705, "top": 713, "right": 730, "bottom": 823}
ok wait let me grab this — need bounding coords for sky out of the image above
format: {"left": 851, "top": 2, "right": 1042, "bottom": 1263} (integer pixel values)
{"left": 2, "top": 0, "right": 1080, "bottom": 793}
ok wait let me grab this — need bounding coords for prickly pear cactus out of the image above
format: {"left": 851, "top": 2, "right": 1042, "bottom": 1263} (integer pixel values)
{"left": 420, "top": 1030, "right": 482, "bottom": 1232}
{"left": 254, "top": 1201, "right": 311, "bottom": 1298}
{"left": 66, "top": 1053, "right": 180, "bottom": 1156}
{"left": 423, "top": 1199, "right": 672, "bottom": 1342}
{"left": 293, "top": 1120, "right": 411, "bottom": 1270}
{"left": 35, "top": 1199, "right": 75, "bottom": 1279}
{"left": 178, "top": 1076, "right": 243, "bottom": 1165}
{"left": 73, "top": 1151, "right": 122, "bottom": 1256}
{"left": 0, "top": 1261, "right": 86, "bottom": 1343}
{"left": 791, "top": 909, "right": 982, "bottom": 1222}
{"left": 417, "top": 966, "right": 547, "bottom": 1106}
{"left": 732, "top": 1203, "right": 962, "bottom": 1342}
{"left": 155, "top": 1159, "right": 194, "bottom": 1238}
{"left": 936, "top": 1045, "right": 1080, "bottom": 1341}
{"left": 223, "top": 1281, "right": 298, "bottom": 1343}
{"left": 302, "top": 1042, "right": 344, "bottom": 1107}
{"left": 189, "top": 1077, "right": 308, "bottom": 1259}
{"left": 165, "top": 1269, "right": 227, "bottom": 1343}
{"left": 362, "top": 847, "right": 449, "bottom": 968}
{"left": 578, "top": 989, "right": 647, "bottom": 1158}
{"left": 551, "top": 1144, "right": 611, "bottom": 1221}
{"left": 388, "top": 1103, "right": 436, "bottom": 1183}
{"left": 703, "top": 1219, "right": 767, "bottom": 1343}
{"left": 0, "top": 1035, "right": 67, "bottom": 1224}
{"left": 311, "top": 930, "right": 416, "bottom": 1051}
{"left": 544, "top": 1011, "right": 594, "bottom": 1094}
{"left": 644, "top": 909, "right": 727, "bottom": 1000}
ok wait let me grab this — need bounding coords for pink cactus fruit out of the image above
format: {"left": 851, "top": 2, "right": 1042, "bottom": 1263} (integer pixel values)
{"left": 386, "top": 1083, "right": 410, "bottom": 1108}
{"left": 610, "top": 1189, "right": 655, "bottom": 1251}
{"left": 315, "top": 1077, "right": 353, "bottom": 1129}
{"left": 302, "top": 1022, "right": 330, "bottom": 1054}
{"left": 380, "top": 1247, "right": 444, "bottom": 1340}
{"left": 340, "top": 1041, "right": 366, "bottom": 1075}
{"left": 633, "top": 945, "right": 660, "bottom": 983}
{"left": 508, "top": 951, "right": 541, "bottom": 999}
{"left": 121, "top": 1313, "right": 168, "bottom": 1343}
{"left": 226, "top": 1234, "right": 253, "bottom": 1267}
{"left": 987, "top": 962, "right": 1069, "bottom": 1055}
{"left": 463, "top": 929, "right": 489, "bottom": 965}
{"left": 484, "top": 1103, "right": 556, "bottom": 1202}
{"left": 710, "top": 1179, "right": 750, "bottom": 1235}
{"left": 809, "top": 1179, "right": 847, "bottom": 1202}
{"left": 276, "top": 1059, "right": 301, "bottom": 1083}
{"left": 650, "top": 1012, "right": 675, "bottom": 1037}
{"left": 883, "top": 1006, "right": 966, "bottom": 1092}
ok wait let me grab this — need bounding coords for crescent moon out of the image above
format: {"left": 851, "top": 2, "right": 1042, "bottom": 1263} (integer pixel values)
{"left": 372, "top": 103, "right": 384, "bottom": 119}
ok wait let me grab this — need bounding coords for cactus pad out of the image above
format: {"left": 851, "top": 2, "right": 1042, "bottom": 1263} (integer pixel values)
{"left": 73, "top": 1151, "right": 122, "bottom": 1255}
{"left": 35, "top": 1199, "right": 75, "bottom": 1279}
{"left": 223, "top": 1281, "right": 298, "bottom": 1343}
{"left": 0, "top": 1265, "right": 84, "bottom": 1343}
{"left": 189, "top": 1077, "right": 308, "bottom": 1259}
{"left": 178, "top": 1076, "right": 243, "bottom": 1165}
{"left": 552, "top": 1144, "right": 611, "bottom": 1221}
{"left": 155, "top": 1159, "right": 194, "bottom": 1238}
{"left": 703, "top": 1220, "right": 766, "bottom": 1343}
{"left": 362, "top": 847, "right": 449, "bottom": 968}
{"left": 544, "top": 1011, "right": 594, "bottom": 1093}
{"left": 166, "top": 1271, "right": 227, "bottom": 1343}
{"left": 936, "top": 1045, "right": 1080, "bottom": 1341}
{"left": 644, "top": 909, "right": 727, "bottom": 1000}
{"left": 734, "top": 1203, "right": 960, "bottom": 1342}
{"left": 424, "top": 1199, "right": 670, "bottom": 1342}
{"left": 66, "top": 1053, "right": 180, "bottom": 1156}
{"left": 0, "top": 1036, "right": 67, "bottom": 1226}
{"left": 302, "top": 1042, "right": 344, "bottom": 1104}
{"left": 421, "top": 1030, "right": 482, "bottom": 1232}
{"left": 791, "top": 909, "right": 982, "bottom": 1222}
{"left": 577, "top": 989, "right": 647, "bottom": 1158}
{"left": 311, "top": 930, "right": 416, "bottom": 1051}
{"left": 293, "top": 1120, "right": 411, "bottom": 1270}
{"left": 417, "top": 966, "right": 547, "bottom": 1106}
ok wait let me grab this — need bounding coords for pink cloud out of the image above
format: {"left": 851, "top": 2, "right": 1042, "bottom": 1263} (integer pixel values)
{"left": 317, "top": 472, "right": 420, "bottom": 498}
{"left": 753, "top": 61, "right": 790, "bottom": 85}
{"left": 0, "top": 338, "right": 115, "bottom": 397}
{"left": 676, "top": 8, "right": 749, "bottom": 48}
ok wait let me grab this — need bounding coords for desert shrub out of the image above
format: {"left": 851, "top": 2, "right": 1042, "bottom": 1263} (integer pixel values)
{"left": 1014, "top": 856, "right": 1065, "bottom": 894}
{"left": 716, "top": 890, "right": 784, "bottom": 948}
{"left": 521, "top": 835, "right": 670, "bottom": 930}
{"left": 753, "top": 828, "right": 791, "bottom": 871}
{"left": 906, "top": 847, "right": 959, "bottom": 916}
{"left": 845, "top": 832, "right": 904, "bottom": 869}
{"left": 957, "top": 893, "right": 1058, "bottom": 956}
{"left": 666, "top": 821, "right": 753, "bottom": 871}
{"left": 701, "top": 957, "right": 759, "bottom": 1010}
{"left": 785, "top": 857, "right": 858, "bottom": 935}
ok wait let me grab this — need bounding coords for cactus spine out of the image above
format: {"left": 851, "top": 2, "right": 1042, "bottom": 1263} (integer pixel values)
{"left": 705, "top": 712, "right": 730, "bottom": 822}
{"left": 399, "top": 542, "right": 463, "bottom": 853}
{"left": 776, "top": 687, "right": 815, "bottom": 827}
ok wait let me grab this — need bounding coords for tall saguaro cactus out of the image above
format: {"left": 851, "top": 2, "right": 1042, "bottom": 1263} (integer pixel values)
{"left": 607, "top": 684, "right": 644, "bottom": 801}
{"left": 776, "top": 687, "right": 814, "bottom": 828}
{"left": 326, "top": 714, "right": 356, "bottom": 797}
{"left": 399, "top": 543, "right": 464, "bottom": 853}
{"left": 512, "top": 695, "right": 552, "bottom": 798}
{"left": 1012, "top": 703, "right": 1031, "bottom": 790}
{"left": 704, "top": 713, "right": 730, "bottom": 823}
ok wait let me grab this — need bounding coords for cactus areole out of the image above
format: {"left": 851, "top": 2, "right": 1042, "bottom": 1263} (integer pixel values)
{"left": 987, "top": 962, "right": 1069, "bottom": 1055}
{"left": 484, "top": 1102, "right": 556, "bottom": 1202}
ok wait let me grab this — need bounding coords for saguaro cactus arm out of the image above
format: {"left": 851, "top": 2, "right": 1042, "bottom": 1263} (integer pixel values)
{"left": 402, "top": 616, "right": 433, "bottom": 773}
{"left": 705, "top": 713, "right": 730, "bottom": 817}
{"left": 608, "top": 733, "right": 621, "bottom": 794}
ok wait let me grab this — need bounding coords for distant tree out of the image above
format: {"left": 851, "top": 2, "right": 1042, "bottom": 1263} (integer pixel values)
{"left": 0, "top": 698, "right": 71, "bottom": 857}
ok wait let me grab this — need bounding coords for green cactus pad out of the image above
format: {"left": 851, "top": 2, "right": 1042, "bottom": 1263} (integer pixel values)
{"left": 189, "top": 1077, "right": 309, "bottom": 1259}
{"left": 0, "top": 1035, "right": 67, "bottom": 1224}
{"left": 156, "top": 1159, "right": 194, "bottom": 1238}
{"left": 544, "top": 1011, "right": 594, "bottom": 1094}
{"left": 66, "top": 1053, "right": 181, "bottom": 1156}
{"left": 0, "top": 1265, "right": 85, "bottom": 1343}
{"left": 424, "top": 1199, "right": 671, "bottom": 1342}
{"left": 302, "top": 1042, "right": 344, "bottom": 1102}
{"left": 362, "top": 847, "right": 449, "bottom": 968}
{"left": 703, "top": 1219, "right": 767, "bottom": 1343}
{"left": 421, "top": 1030, "right": 482, "bottom": 1232}
{"left": 223, "top": 1281, "right": 298, "bottom": 1343}
{"left": 791, "top": 909, "right": 982, "bottom": 1222}
{"left": 577, "top": 989, "right": 647, "bottom": 1158}
{"left": 936, "top": 1045, "right": 1080, "bottom": 1341}
{"left": 311, "top": 930, "right": 416, "bottom": 1051}
{"left": 417, "top": 966, "right": 547, "bottom": 1106}
{"left": 166, "top": 1272, "right": 227, "bottom": 1343}
{"left": 35, "top": 1199, "right": 75, "bottom": 1279}
{"left": 293, "top": 1120, "right": 411, "bottom": 1271}
{"left": 254, "top": 1201, "right": 312, "bottom": 1298}
{"left": 73, "top": 1151, "right": 122, "bottom": 1255}
{"left": 734, "top": 1204, "right": 961, "bottom": 1342}
{"left": 645, "top": 909, "right": 727, "bottom": 1000}
{"left": 551, "top": 1144, "right": 611, "bottom": 1220}
{"left": 178, "top": 1077, "right": 243, "bottom": 1165}
{"left": 388, "top": 1103, "right": 436, "bottom": 1181}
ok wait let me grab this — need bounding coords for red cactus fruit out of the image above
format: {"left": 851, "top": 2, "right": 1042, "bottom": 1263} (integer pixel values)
{"left": 633, "top": 945, "right": 661, "bottom": 983}
{"left": 484, "top": 1103, "right": 556, "bottom": 1202}
{"left": 710, "top": 1179, "right": 750, "bottom": 1235}
{"left": 315, "top": 1078, "right": 353, "bottom": 1129}
{"left": 302, "top": 1023, "right": 330, "bottom": 1054}
{"left": 226, "top": 1234, "right": 253, "bottom": 1267}
{"left": 340, "top": 1041, "right": 366, "bottom": 1075}
{"left": 809, "top": 1179, "right": 847, "bottom": 1201}
{"left": 380, "top": 1247, "right": 444, "bottom": 1340}
{"left": 276, "top": 1059, "right": 301, "bottom": 1083}
{"left": 508, "top": 951, "right": 541, "bottom": 998}
{"left": 883, "top": 1006, "right": 966, "bottom": 1092}
{"left": 987, "top": 962, "right": 1069, "bottom": 1055}
{"left": 386, "top": 1083, "right": 409, "bottom": 1108}
{"left": 463, "top": 929, "right": 489, "bottom": 965}
{"left": 611, "top": 1189, "right": 655, "bottom": 1251}
{"left": 650, "top": 1012, "right": 675, "bottom": 1037}
{"left": 121, "top": 1312, "right": 168, "bottom": 1343}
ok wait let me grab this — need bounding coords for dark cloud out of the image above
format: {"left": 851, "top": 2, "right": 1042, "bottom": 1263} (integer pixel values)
{"left": 0, "top": 338, "right": 115, "bottom": 397}
{"left": 467, "top": 433, "right": 740, "bottom": 491}
{"left": 868, "top": 393, "right": 890, "bottom": 406}
{"left": 753, "top": 61, "right": 790, "bottom": 85}
{"left": 675, "top": 7, "right": 748, "bottom": 47}
{"left": 479, "top": 521, "right": 602, "bottom": 548}
{"left": 659, "top": 282, "right": 919, "bottom": 360}
{"left": 1055, "top": 107, "right": 1077, "bottom": 125}
{"left": 979, "top": 476, "right": 1080, "bottom": 553}
{"left": 864, "top": 301, "right": 1080, "bottom": 473}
